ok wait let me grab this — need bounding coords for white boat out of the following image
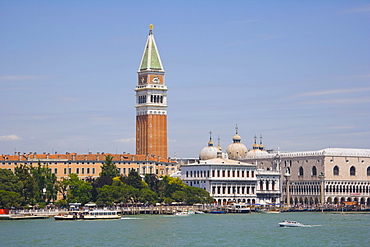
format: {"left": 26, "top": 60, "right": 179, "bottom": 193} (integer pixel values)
{"left": 54, "top": 210, "right": 121, "bottom": 220}
{"left": 195, "top": 211, "right": 205, "bottom": 214}
{"left": 174, "top": 211, "right": 189, "bottom": 216}
{"left": 278, "top": 220, "right": 304, "bottom": 227}
{"left": 233, "top": 204, "right": 251, "bottom": 213}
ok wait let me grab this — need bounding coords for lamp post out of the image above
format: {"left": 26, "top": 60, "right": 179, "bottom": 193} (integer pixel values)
{"left": 284, "top": 172, "right": 291, "bottom": 207}
{"left": 318, "top": 172, "right": 325, "bottom": 206}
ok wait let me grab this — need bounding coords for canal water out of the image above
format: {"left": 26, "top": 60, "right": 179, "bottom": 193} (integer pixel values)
{"left": 1, "top": 212, "right": 369, "bottom": 246}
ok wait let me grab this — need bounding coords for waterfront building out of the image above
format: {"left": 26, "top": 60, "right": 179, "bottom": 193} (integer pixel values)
{"left": 182, "top": 150, "right": 258, "bottom": 205}
{"left": 135, "top": 24, "right": 168, "bottom": 159}
{"left": 241, "top": 148, "right": 370, "bottom": 206}
{"left": 182, "top": 129, "right": 281, "bottom": 205}
{"left": 1, "top": 152, "right": 178, "bottom": 180}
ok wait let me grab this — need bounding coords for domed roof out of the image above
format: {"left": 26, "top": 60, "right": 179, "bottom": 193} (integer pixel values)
{"left": 247, "top": 135, "right": 268, "bottom": 157}
{"left": 199, "top": 145, "right": 219, "bottom": 160}
{"left": 226, "top": 125, "right": 248, "bottom": 160}
{"left": 247, "top": 148, "right": 262, "bottom": 157}
{"left": 226, "top": 142, "right": 248, "bottom": 160}
{"left": 199, "top": 132, "right": 219, "bottom": 160}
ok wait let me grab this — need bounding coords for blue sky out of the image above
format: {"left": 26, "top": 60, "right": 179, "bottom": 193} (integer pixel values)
{"left": 1, "top": 0, "right": 369, "bottom": 158}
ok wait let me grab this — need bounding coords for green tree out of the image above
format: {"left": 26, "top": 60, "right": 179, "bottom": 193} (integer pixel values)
{"left": 138, "top": 188, "right": 158, "bottom": 205}
{"left": 56, "top": 178, "right": 69, "bottom": 200}
{"left": 157, "top": 175, "right": 186, "bottom": 199}
{"left": 95, "top": 180, "right": 140, "bottom": 206}
{"left": 0, "top": 190, "right": 22, "bottom": 209}
{"left": 0, "top": 169, "right": 23, "bottom": 193}
{"left": 100, "top": 155, "right": 120, "bottom": 179}
{"left": 29, "top": 162, "right": 58, "bottom": 203}
{"left": 171, "top": 190, "right": 187, "bottom": 202}
{"left": 66, "top": 173, "right": 92, "bottom": 204}
{"left": 183, "top": 186, "right": 214, "bottom": 204}
{"left": 124, "top": 169, "right": 144, "bottom": 189}
{"left": 14, "top": 164, "right": 37, "bottom": 204}
{"left": 144, "top": 174, "right": 158, "bottom": 192}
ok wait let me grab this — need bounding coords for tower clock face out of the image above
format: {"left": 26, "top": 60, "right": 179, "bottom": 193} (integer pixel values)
{"left": 152, "top": 77, "right": 160, "bottom": 83}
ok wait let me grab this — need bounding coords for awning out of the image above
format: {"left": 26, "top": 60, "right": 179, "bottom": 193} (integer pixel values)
{"left": 343, "top": 201, "right": 357, "bottom": 205}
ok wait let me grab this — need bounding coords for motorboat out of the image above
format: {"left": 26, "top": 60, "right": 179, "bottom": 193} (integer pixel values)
{"left": 174, "top": 211, "right": 189, "bottom": 216}
{"left": 54, "top": 210, "right": 121, "bottom": 220}
{"left": 235, "top": 204, "right": 251, "bottom": 213}
{"left": 278, "top": 220, "right": 304, "bottom": 227}
{"left": 194, "top": 211, "right": 205, "bottom": 214}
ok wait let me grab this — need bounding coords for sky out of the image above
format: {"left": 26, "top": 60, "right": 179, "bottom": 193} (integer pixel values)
{"left": 1, "top": 0, "right": 369, "bottom": 158}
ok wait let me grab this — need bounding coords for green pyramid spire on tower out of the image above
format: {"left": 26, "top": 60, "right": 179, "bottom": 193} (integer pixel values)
{"left": 139, "top": 24, "right": 164, "bottom": 71}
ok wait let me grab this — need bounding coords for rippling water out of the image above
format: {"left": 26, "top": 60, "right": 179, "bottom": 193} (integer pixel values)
{"left": 1, "top": 212, "right": 369, "bottom": 246}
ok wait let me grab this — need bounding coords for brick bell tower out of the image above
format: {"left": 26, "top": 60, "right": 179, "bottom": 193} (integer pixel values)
{"left": 135, "top": 24, "right": 168, "bottom": 159}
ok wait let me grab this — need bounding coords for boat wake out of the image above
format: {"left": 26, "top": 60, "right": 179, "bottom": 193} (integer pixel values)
{"left": 120, "top": 217, "right": 143, "bottom": 220}
{"left": 303, "top": 225, "right": 321, "bottom": 227}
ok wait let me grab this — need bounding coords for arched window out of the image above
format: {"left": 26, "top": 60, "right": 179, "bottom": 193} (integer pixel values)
{"left": 333, "top": 166, "right": 339, "bottom": 176}
{"left": 312, "top": 166, "right": 317, "bottom": 176}
{"left": 367, "top": 167, "right": 370, "bottom": 176}
{"left": 298, "top": 166, "right": 304, "bottom": 176}
{"left": 350, "top": 166, "right": 356, "bottom": 176}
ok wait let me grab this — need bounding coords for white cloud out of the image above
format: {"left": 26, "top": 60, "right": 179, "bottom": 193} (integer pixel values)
{"left": 115, "top": 138, "right": 135, "bottom": 143}
{"left": 0, "top": 134, "right": 21, "bottom": 141}
{"left": 297, "top": 87, "right": 370, "bottom": 97}
{"left": 302, "top": 97, "right": 370, "bottom": 105}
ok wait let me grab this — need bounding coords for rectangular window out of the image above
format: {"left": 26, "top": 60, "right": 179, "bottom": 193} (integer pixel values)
{"left": 87, "top": 168, "right": 90, "bottom": 174}
{"left": 68, "top": 168, "right": 71, "bottom": 174}
{"left": 54, "top": 168, "right": 58, "bottom": 174}
{"left": 92, "top": 168, "right": 95, "bottom": 174}
{"left": 76, "top": 168, "right": 79, "bottom": 174}
{"left": 123, "top": 168, "right": 126, "bottom": 174}
{"left": 64, "top": 168, "right": 67, "bottom": 174}
{"left": 82, "top": 168, "right": 84, "bottom": 174}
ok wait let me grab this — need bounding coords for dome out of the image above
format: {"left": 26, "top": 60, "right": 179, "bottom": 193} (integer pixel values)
{"left": 226, "top": 125, "right": 248, "bottom": 160}
{"left": 199, "top": 145, "right": 218, "bottom": 160}
{"left": 247, "top": 135, "right": 268, "bottom": 157}
{"left": 246, "top": 148, "right": 262, "bottom": 157}
{"left": 199, "top": 134, "right": 219, "bottom": 160}
{"left": 226, "top": 142, "right": 248, "bottom": 160}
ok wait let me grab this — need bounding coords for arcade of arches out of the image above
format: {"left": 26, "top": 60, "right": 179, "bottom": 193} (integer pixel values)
{"left": 284, "top": 181, "right": 370, "bottom": 205}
